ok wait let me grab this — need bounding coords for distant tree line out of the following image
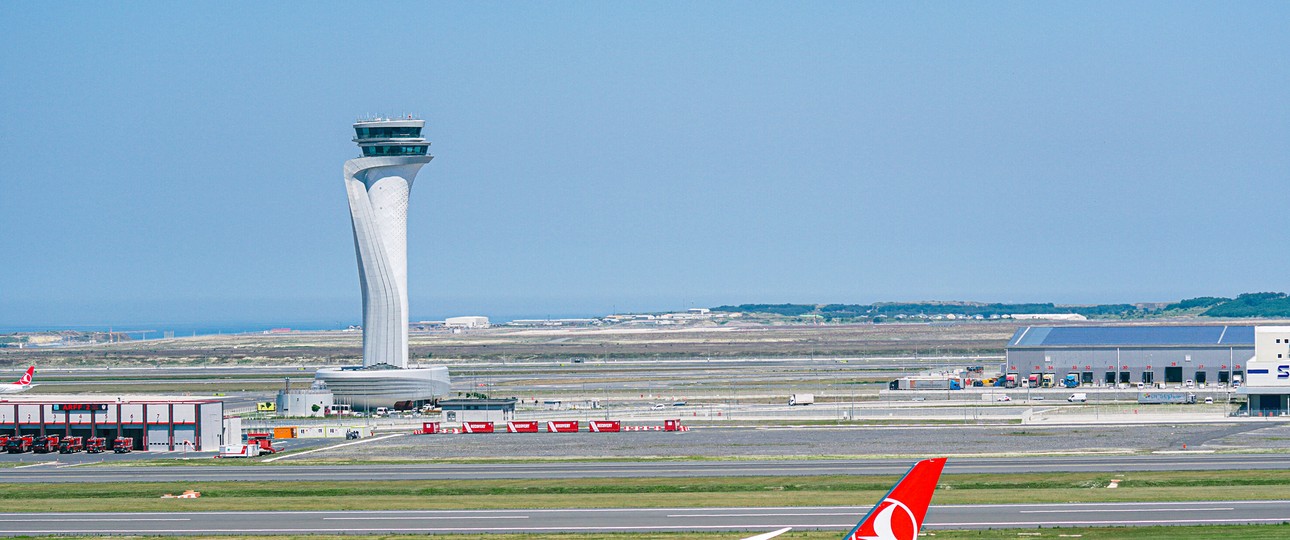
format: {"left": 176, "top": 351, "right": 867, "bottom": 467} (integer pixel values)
{"left": 713, "top": 293, "right": 1290, "bottom": 320}
{"left": 711, "top": 302, "right": 1140, "bottom": 318}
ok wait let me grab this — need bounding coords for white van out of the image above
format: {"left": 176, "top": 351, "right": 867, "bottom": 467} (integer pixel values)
{"left": 1067, "top": 393, "right": 1088, "bottom": 403}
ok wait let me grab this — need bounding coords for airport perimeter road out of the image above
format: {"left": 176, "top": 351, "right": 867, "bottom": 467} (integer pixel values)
{"left": 5, "top": 453, "right": 1290, "bottom": 483}
{"left": 2, "top": 501, "right": 1290, "bottom": 535}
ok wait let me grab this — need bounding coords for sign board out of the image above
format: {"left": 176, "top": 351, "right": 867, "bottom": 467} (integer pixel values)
{"left": 53, "top": 404, "right": 109, "bottom": 413}
{"left": 256, "top": 402, "right": 276, "bottom": 412}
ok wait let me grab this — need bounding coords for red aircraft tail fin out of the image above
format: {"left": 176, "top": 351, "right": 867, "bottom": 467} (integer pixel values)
{"left": 15, "top": 366, "right": 33, "bottom": 385}
{"left": 845, "top": 457, "right": 947, "bottom": 540}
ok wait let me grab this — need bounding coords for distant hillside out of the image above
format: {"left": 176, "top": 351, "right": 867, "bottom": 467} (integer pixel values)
{"left": 1181, "top": 293, "right": 1290, "bottom": 318}
{"left": 715, "top": 293, "right": 1290, "bottom": 320}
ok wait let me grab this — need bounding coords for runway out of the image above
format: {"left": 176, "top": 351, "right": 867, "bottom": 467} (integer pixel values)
{"left": 2, "top": 453, "right": 1286, "bottom": 483}
{"left": 1, "top": 501, "right": 1288, "bottom": 535}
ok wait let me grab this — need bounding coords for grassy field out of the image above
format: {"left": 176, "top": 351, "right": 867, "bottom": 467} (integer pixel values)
{"left": 11, "top": 470, "right": 1290, "bottom": 512}
{"left": 26, "top": 525, "right": 1290, "bottom": 539}
{"left": 0, "top": 322, "right": 1018, "bottom": 366}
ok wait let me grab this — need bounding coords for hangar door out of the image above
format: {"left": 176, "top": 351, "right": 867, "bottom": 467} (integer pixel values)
{"left": 147, "top": 426, "right": 170, "bottom": 451}
{"left": 1165, "top": 367, "right": 1183, "bottom": 384}
{"left": 173, "top": 426, "right": 196, "bottom": 450}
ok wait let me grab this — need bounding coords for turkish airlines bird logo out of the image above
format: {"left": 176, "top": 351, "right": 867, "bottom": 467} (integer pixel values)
{"left": 851, "top": 498, "right": 919, "bottom": 540}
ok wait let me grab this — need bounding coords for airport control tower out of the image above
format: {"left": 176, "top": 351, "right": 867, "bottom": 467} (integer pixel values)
{"left": 344, "top": 118, "right": 432, "bottom": 368}
{"left": 316, "top": 117, "right": 450, "bottom": 410}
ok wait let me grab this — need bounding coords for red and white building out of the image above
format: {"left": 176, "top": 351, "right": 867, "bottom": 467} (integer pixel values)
{"left": 0, "top": 395, "right": 224, "bottom": 451}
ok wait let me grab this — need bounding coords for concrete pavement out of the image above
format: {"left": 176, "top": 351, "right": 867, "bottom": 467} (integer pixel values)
{"left": 3, "top": 453, "right": 1288, "bottom": 483}
{"left": 1, "top": 501, "right": 1288, "bottom": 535}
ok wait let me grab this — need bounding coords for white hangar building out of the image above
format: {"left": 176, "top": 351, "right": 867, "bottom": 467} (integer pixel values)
{"left": 0, "top": 396, "right": 224, "bottom": 451}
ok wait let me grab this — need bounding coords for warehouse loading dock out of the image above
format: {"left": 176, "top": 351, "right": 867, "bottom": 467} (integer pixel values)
{"left": 1006, "top": 325, "right": 1251, "bottom": 389}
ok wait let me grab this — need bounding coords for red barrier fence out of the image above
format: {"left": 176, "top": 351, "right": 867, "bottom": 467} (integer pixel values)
{"left": 462, "top": 421, "right": 495, "bottom": 434}
{"left": 589, "top": 420, "right": 621, "bottom": 432}
{"left": 546, "top": 420, "right": 579, "bottom": 433}
{"left": 507, "top": 421, "right": 539, "bottom": 433}
{"left": 420, "top": 419, "right": 685, "bottom": 435}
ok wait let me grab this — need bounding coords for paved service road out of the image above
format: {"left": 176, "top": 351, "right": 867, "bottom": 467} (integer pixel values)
{"left": 2, "top": 453, "right": 1287, "bottom": 483}
{"left": 2, "top": 501, "right": 1289, "bottom": 535}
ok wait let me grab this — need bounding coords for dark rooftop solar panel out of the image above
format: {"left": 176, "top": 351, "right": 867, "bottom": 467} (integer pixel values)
{"left": 1009, "top": 325, "right": 1254, "bottom": 347}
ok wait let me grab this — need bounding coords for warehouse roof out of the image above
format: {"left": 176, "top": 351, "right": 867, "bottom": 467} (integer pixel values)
{"left": 1008, "top": 325, "right": 1254, "bottom": 348}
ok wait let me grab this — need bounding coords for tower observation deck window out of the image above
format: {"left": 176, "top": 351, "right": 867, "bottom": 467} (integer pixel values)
{"left": 362, "top": 145, "right": 428, "bottom": 157}
{"left": 355, "top": 126, "right": 422, "bottom": 139}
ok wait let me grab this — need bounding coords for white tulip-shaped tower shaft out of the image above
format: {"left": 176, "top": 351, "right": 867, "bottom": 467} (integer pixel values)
{"left": 344, "top": 119, "right": 432, "bottom": 369}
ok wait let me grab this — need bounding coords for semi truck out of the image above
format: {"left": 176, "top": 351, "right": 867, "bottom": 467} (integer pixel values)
{"left": 788, "top": 393, "right": 815, "bottom": 406}
{"left": 1062, "top": 374, "right": 1080, "bottom": 388}
{"left": 1138, "top": 392, "right": 1197, "bottom": 404}
{"left": 890, "top": 377, "right": 963, "bottom": 390}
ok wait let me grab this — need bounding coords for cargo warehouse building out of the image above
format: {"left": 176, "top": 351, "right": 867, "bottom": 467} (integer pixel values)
{"left": 0, "top": 396, "right": 224, "bottom": 451}
{"left": 1005, "top": 325, "right": 1253, "bottom": 387}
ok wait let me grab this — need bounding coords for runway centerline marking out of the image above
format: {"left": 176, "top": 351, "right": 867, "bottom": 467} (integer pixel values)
{"left": 667, "top": 513, "right": 859, "bottom": 518}
{"left": 322, "top": 516, "right": 529, "bottom": 520}
{"left": 0, "top": 518, "right": 191, "bottom": 522}
{"left": 1018, "top": 507, "right": 1234, "bottom": 514}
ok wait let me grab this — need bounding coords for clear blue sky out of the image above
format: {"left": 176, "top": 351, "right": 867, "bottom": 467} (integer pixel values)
{"left": 2, "top": 2, "right": 1288, "bottom": 327}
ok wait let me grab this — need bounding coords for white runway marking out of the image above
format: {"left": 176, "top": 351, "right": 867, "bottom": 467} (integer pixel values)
{"left": 262, "top": 433, "right": 403, "bottom": 462}
{"left": 0, "top": 518, "right": 190, "bottom": 522}
{"left": 322, "top": 516, "right": 529, "bottom": 520}
{"left": 1019, "top": 507, "right": 1234, "bottom": 514}
{"left": 668, "top": 512, "right": 858, "bottom": 518}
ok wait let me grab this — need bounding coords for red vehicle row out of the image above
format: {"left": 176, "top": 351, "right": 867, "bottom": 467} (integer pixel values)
{"left": 419, "top": 419, "right": 686, "bottom": 435}
{"left": 1, "top": 434, "right": 132, "bottom": 454}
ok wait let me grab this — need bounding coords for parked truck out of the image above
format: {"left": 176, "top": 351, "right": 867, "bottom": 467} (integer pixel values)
{"left": 113, "top": 437, "right": 134, "bottom": 453}
{"left": 245, "top": 433, "right": 278, "bottom": 454}
{"left": 58, "top": 436, "right": 84, "bottom": 454}
{"left": 1062, "top": 374, "right": 1080, "bottom": 388}
{"left": 31, "top": 435, "right": 59, "bottom": 454}
{"left": 1138, "top": 392, "right": 1197, "bottom": 404}
{"left": 85, "top": 437, "right": 107, "bottom": 454}
{"left": 1041, "top": 374, "right": 1056, "bottom": 388}
{"left": 6, "top": 435, "right": 32, "bottom": 454}
{"left": 218, "top": 444, "right": 261, "bottom": 458}
{"left": 890, "top": 377, "right": 963, "bottom": 390}
{"left": 788, "top": 393, "right": 815, "bottom": 406}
